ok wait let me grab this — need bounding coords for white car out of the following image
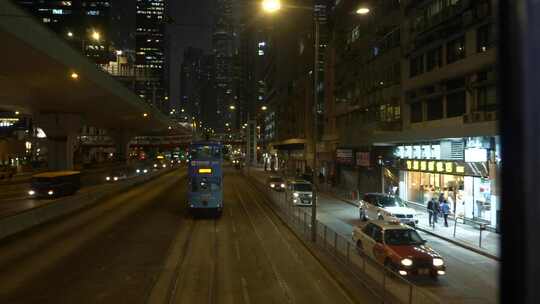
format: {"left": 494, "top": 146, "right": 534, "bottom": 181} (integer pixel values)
{"left": 286, "top": 180, "right": 313, "bottom": 206}
{"left": 359, "top": 193, "right": 418, "bottom": 226}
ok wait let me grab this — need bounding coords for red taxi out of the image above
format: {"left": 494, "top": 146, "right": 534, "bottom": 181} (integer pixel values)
{"left": 352, "top": 220, "right": 446, "bottom": 279}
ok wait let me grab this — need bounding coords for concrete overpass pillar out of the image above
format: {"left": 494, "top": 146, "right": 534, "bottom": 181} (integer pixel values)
{"left": 110, "top": 130, "right": 133, "bottom": 163}
{"left": 37, "top": 114, "right": 82, "bottom": 171}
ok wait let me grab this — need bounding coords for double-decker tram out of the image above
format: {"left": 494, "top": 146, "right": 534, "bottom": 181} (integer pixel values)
{"left": 187, "top": 141, "right": 223, "bottom": 217}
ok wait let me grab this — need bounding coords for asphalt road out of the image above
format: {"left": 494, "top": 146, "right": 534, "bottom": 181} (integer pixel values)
{"left": 0, "top": 169, "right": 375, "bottom": 304}
{"left": 0, "top": 163, "right": 170, "bottom": 218}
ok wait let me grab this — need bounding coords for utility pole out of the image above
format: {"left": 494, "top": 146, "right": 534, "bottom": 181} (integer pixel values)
{"left": 311, "top": 17, "right": 319, "bottom": 243}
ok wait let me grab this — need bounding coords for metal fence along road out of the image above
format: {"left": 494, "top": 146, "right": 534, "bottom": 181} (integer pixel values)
{"left": 245, "top": 170, "right": 441, "bottom": 304}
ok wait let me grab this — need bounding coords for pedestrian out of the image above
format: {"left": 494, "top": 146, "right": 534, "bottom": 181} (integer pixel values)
{"left": 433, "top": 198, "right": 440, "bottom": 225}
{"left": 427, "top": 197, "right": 440, "bottom": 226}
{"left": 427, "top": 197, "right": 437, "bottom": 227}
{"left": 441, "top": 200, "right": 451, "bottom": 227}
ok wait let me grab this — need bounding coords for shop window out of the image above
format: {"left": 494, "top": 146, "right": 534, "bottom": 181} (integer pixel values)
{"left": 426, "top": 98, "right": 443, "bottom": 121}
{"left": 426, "top": 47, "right": 442, "bottom": 71}
{"left": 477, "top": 24, "right": 495, "bottom": 53}
{"left": 477, "top": 86, "right": 498, "bottom": 111}
{"left": 410, "top": 102, "right": 423, "bottom": 123}
{"left": 410, "top": 54, "right": 424, "bottom": 77}
{"left": 447, "top": 36, "right": 466, "bottom": 64}
{"left": 447, "top": 92, "right": 466, "bottom": 118}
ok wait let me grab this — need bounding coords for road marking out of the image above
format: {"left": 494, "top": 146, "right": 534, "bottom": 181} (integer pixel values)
{"left": 208, "top": 219, "right": 219, "bottom": 304}
{"left": 232, "top": 220, "right": 237, "bottom": 233}
{"left": 235, "top": 186, "right": 295, "bottom": 304}
{"left": 244, "top": 187, "right": 301, "bottom": 263}
{"left": 235, "top": 240, "right": 241, "bottom": 261}
{"left": 241, "top": 277, "right": 251, "bottom": 304}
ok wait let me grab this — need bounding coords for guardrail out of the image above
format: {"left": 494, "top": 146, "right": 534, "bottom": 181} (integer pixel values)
{"left": 245, "top": 170, "right": 441, "bottom": 304}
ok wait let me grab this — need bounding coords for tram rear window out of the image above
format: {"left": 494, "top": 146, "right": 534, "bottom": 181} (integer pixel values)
{"left": 190, "top": 146, "right": 221, "bottom": 159}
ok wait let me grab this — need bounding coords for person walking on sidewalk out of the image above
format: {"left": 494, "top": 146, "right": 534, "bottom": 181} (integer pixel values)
{"left": 427, "top": 197, "right": 440, "bottom": 227}
{"left": 441, "top": 200, "right": 451, "bottom": 227}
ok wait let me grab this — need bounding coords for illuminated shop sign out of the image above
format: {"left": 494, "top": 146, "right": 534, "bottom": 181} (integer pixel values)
{"left": 0, "top": 118, "right": 19, "bottom": 127}
{"left": 401, "top": 159, "right": 488, "bottom": 177}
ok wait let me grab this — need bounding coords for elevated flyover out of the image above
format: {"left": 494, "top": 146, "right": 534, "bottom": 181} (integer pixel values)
{"left": 0, "top": 0, "right": 188, "bottom": 169}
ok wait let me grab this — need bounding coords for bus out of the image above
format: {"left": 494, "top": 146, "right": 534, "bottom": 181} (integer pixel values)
{"left": 187, "top": 141, "right": 223, "bottom": 216}
{"left": 28, "top": 171, "right": 81, "bottom": 198}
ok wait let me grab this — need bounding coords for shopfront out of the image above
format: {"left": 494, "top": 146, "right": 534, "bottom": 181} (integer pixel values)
{"left": 397, "top": 159, "right": 497, "bottom": 228}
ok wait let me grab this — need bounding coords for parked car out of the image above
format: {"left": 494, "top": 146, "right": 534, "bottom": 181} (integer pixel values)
{"left": 267, "top": 176, "right": 286, "bottom": 191}
{"left": 286, "top": 179, "right": 313, "bottom": 206}
{"left": 352, "top": 220, "right": 446, "bottom": 279}
{"left": 359, "top": 193, "right": 418, "bottom": 226}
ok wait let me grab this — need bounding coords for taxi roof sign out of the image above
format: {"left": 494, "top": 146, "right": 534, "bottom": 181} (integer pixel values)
{"left": 198, "top": 168, "right": 212, "bottom": 174}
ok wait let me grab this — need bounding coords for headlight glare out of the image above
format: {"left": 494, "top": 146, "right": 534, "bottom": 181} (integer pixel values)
{"left": 433, "top": 258, "right": 444, "bottom": 267}
{"left": 293, "top": 192, "right": 299, "bottom": 198}
{"left": 28, "top": 190, "right": 35, "bottom": 196}
{"left": 401, "top": 258, "right": 413, "bottom": 266}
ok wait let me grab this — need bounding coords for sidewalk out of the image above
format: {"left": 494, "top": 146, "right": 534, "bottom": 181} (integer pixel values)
{"left": 250, "top": 167, "right": 500, "bottom": 260}
{"left": 324, "top": 189, "right": 500, "bottom": 260}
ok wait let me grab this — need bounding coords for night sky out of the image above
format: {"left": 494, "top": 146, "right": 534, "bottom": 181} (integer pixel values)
{"left": 112, "top": 0, "right": 214, "bottom": 108}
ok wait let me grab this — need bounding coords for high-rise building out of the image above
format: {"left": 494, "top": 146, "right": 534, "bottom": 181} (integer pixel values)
{"left": 212, "top": 0, "right": 234, "bottom": 132}
{"left": 16, "top": 0, "right": 112, "bottom": 64}
{"left": 135, "top": 0, "right": 168, "bottom": 111}
{"left": 180, "top": 47, "right": 205, "bottom": 120}
{"left": 199, "top": 55, "right": 217, "bottom": 129}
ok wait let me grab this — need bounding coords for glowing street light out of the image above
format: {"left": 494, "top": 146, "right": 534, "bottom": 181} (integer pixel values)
{"left": 67, "top": 31, "right": 74, "bottom": 38}
{"left": 143, "top": 112, "right": 149, "bottom": 118}
{"left": 91, "top": 31, "right": 101, "bottom": 41}
{"left": 356, "top": 7, "right": 370, "bottom": 15}
{"left": 229, "top": 105, "right": 236, "bottom": 110}
{"left": 116, "top": 50, "right": 123, "bottom": 55}
{"left": 261, "top": 105, "right": 268, "bottom": 111}
{"left": 262, "top": 0, "right": 281, "bottom": 13}
{"left": 70, "top": 72, "right": 79, "bottom": 80}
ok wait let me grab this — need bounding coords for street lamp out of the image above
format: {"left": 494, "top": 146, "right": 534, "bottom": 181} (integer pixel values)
{"left": 70, "top": 72, "right": 79, "bottom": 80}
{"left": 91, "top": 31, "right": 101, "bottom": 42}
{"left": 67, "top": 31, "right": 74, "bottom": 38}
{"left": 262, "top": 0, "right": 281, "bottom": 13}
{"left": 229, "top": 105, "right": 236, "bottom": 110}
{"left": 356, "top": 7, "right": 371, "bottom": 15}
{"left": 261, "top": 1, "right": 319, "bottom": 242}
{"left": 261, "top": 105, "right": 268, "bottom": 111}
{"left": 143, "top": 112, "right": 149, "bottom": 118}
